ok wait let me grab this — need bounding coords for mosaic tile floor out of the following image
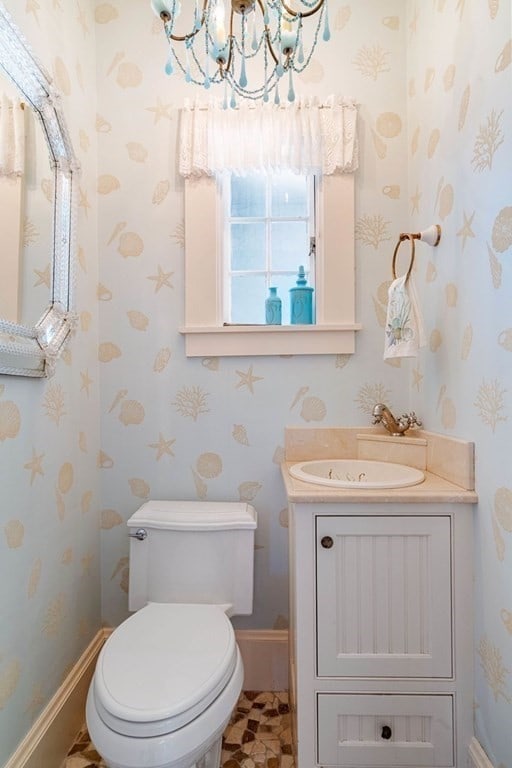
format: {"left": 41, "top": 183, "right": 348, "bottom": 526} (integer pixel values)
{"left": 65, "top": 691, "right": 293, "bottom": 768}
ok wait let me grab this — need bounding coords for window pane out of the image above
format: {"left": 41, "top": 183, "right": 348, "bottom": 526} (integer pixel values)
{"left": 271, "top": 221, "right": 310, "bottom": 272}
{"left": 271, "top": 171, "right": 308, "bottom": 218}
{"left": 231, "top": 274, "right": 266, "bottom": 324}
{"left": 231, "top": 222, "right": 266, "bottom": 270}
{"left": 231, "top": 174, "right": 266, "bottom": 217}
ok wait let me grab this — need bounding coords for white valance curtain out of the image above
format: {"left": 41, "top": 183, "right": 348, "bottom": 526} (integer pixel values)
{"left": 0, "top": 93, "right": 24, "bottom": 177}
{"left": 178, "top": 96, "right": 358, "bottom": 178}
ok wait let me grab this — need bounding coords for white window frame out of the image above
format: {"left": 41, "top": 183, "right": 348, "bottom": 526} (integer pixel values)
{"left": 181, "top": 172, "right": 360, "bottom": 357}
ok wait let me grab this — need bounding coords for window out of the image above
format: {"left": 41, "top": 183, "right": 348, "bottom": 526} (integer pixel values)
{"left": 223, "top": 170, "right": 316, "bottom": 326}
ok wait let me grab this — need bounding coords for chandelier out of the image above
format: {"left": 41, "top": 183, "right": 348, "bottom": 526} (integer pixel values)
{"left": 151, "top": 0, "right": 330, "bottom": 107}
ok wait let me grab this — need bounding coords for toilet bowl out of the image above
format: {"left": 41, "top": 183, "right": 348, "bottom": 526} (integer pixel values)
{"left": 86, "top": 500, "right": 257, "bottom": 768}
{"left": 86, "top": 603, "right": 244, "bottom": 768}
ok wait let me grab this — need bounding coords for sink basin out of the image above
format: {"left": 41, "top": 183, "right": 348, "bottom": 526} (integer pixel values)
{"left": 289, "top": 459, "right": 425, "bottom": 489}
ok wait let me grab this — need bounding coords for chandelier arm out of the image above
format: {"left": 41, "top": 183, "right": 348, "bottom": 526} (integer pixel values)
{"left": 164, "top": 0, "right": 209, "bottom": 42}
{"left": 224, "top": 8, "right": 235, "bottom": 74}
{"left": 280, "top": 0, "right": 325, "bottom": 19}
{"left": 255, "top": 0, "right": 278, "bottom": 65}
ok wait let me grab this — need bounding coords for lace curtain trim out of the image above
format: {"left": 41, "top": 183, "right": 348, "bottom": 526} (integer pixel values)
{"left": 178, "top": 95, "right": 358, "bottom": 178}
{"left": 0, "top": 93, "right": 25, "bottom": 177}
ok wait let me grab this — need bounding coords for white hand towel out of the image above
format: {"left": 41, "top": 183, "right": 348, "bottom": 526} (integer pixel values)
{"left": 384, "top": 274, "right": 426, "bottom": 359}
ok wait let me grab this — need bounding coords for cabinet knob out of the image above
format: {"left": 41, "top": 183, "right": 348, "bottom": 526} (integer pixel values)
{"left": 320, "top": 536, "right": 334, "bottom": 549}
{"left": 381, "top": 725, "right": 392, "bottom": 740}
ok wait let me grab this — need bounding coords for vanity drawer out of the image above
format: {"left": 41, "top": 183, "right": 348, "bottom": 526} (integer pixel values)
{"left": 317, "top": 693, "right": 454, "bottom": 767}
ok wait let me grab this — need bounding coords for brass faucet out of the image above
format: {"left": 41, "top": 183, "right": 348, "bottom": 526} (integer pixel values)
{"left": 372, "top": 403, "right": 422, "bottom": 437}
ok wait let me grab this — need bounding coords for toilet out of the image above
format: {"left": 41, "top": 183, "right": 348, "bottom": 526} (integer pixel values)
{"left": 86, "top": 500, "right": 257, "bottom": 768}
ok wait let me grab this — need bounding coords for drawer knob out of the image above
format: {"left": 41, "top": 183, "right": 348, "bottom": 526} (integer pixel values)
{"left": 320, "top": 536, "right": 334, "bottom": 549}
{"left": 381, "top": 725, "right": 392, "bottom": 740}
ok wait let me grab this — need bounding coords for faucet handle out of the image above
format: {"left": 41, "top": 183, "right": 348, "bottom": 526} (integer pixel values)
{"left": 405, "top": 411, "right": 422, "bottom": 429}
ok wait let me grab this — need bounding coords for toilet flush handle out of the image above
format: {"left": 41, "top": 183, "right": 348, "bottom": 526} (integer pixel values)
{"left": 128, "top": 528, "right": 147, "bottom": 541}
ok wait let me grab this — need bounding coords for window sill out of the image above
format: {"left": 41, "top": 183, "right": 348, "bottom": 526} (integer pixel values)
{"left": 179, "top": 324, "right": 362, "bottom": 357}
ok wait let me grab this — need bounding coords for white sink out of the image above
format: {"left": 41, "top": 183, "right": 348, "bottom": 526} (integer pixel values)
{"left": 289, "top": 459, "right": 425, "bottom": 489}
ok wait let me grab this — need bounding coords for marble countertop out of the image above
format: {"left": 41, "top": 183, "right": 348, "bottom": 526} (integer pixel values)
{"left": 281, "top": 462, "right": 479, "bottom": 504}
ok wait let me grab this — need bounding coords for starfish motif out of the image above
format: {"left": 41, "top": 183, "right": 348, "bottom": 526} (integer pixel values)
{"left": 235, "top": 365, "right": 263, "bottom": 394}
{"left": 78, "top": 187, "right": 91, "bottom": 217}
{"left": 80, "top": 370, "right": 93, "bottom": 395}
{"left": 412, "top": 366, "right": 424, "bottom": 391}
{"left": 147, "top": 265, "right": 174, "bottom": 292}
{"left": 24, "top": 449, "right": 45, "bottom": 485}
{"left": 456, "top": 210, "right": 475, "bottom": 252}
{"left": 410, "top": 186, "right": 421, "bottom": 215}
{"left": 33, "top": 264, "right": 51, "bottom": 288}
{"left": 146, "top": 97, "right": 173, "bottom": 124}
{"left": 148, "top": 433, "right": 176, "bottom": 460}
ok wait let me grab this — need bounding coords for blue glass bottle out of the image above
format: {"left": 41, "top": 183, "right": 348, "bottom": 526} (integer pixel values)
{"left": 290, "top": 266, "right": 314, "bottom": 324}
{"left": 265, "top": 286, "right": 282, "bottom": 325}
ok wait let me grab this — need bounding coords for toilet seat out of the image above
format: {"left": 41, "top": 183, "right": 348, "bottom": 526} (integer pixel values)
{"left": 92, "top": 602, "right": 237, "bottom": 738}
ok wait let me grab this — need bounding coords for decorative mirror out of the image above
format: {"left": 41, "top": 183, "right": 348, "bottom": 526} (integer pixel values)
{"left": 0, "top": 4, "right": 78, "bottom": 377}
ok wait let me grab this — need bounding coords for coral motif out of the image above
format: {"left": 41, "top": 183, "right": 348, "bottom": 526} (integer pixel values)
{"left": 42, "top": 593, "right": 66, "bottom": 637}
{"left": 478, "top": 637, "right": 511, "bottom": 703}
{"left": 355, "top": 214, "right": 392, "bottom": 249}
{"left": 171, "top": 221, "right": 185, "bottom": 246}
{"left": 472, "top": 110, "right": 504, "bottom": 172}
{"left": 474, "top": 379, "right": 507, "bottom": 432}
{"left": 43, "top": 384, "right": 66, "bottom": 426}
{"left": 173, "top": 386, "right": 210, "bottom": 421}
{"left": 23, "top": 218, "right": 39, "bottom": 246}
{"left": 335, "top": 354, "right": 350, "bottom": 369}
{"left": 232, "top": 424, "right": 250, "bottom": 446}
{"left": 353, "top": 44, "right": 390, "bottom": 80}
{"left": 355, "top": 383, "right": 391, "bottom": 414}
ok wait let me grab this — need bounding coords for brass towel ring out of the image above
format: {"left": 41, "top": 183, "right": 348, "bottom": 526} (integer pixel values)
{"left": 392, "top": 234, "right": 416, "bottom": 283}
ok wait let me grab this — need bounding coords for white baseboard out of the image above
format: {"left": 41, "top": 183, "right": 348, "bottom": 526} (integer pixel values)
{"left": 4, "top": 629, "right": 108, "bottom": 768}
{"left": 235, "top": 629, "right": 289, "bottom": 691}
{"left": 3, "top": 627, "right": 288, "bottom": 768}
{"left": 469, "top": 738, "right": 495, "bottom": 768}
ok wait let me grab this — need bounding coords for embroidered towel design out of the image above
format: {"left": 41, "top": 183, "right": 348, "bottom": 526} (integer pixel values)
{"left": 384, "top": 274, "right": 426, "bottom": 359}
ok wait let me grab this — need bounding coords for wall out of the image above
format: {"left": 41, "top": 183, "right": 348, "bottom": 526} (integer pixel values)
{"left": 407, "top": 0, "right": 512, "bottom": 763}
{"left": 0, "top": 2, "right": 101, "bottom": 765}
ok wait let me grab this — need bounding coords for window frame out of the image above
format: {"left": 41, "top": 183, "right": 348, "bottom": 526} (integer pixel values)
{"left": 181, "top": 172, "right": 360, "bottom": 357}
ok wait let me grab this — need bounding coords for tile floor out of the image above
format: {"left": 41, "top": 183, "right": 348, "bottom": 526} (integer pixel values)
{"left": 64, "top": 691, "right": 293, "bottom": 768}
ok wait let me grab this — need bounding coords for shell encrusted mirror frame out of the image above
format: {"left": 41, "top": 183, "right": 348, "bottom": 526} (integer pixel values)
{"left": 0, "top": 4, "right": 78, "bottom": 377}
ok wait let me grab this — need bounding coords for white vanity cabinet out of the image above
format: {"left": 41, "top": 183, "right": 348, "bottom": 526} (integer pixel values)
{"left": 287, "top": 502, "right": 474, "bottom": 768}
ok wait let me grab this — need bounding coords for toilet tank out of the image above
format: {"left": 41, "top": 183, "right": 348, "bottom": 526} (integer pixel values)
{"left": 127, "top": 500, "right": 257, "bottom": 615}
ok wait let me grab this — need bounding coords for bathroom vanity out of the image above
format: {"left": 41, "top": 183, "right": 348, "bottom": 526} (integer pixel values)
{"left": 281, "top": 427, "right": 477, "bottom": 768}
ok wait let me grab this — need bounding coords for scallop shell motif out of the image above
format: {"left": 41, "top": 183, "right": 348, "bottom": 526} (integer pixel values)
{"left": 119, "top": 400, "right": 145, "bottom": 426}
{"left": 118, "top": 232, "right": 144, "bottom": 258}
{"left": 152, "top": 180, "right": 170, "bottom": 205}
{"left": 492, "top": 207, "right": 512, "bottom": 253}
{"left": 443, "top": 64, "right": 456, "bottom": 91}
{"left": 238, "top": 481, "right": 262, "bottom": 502}
{"left": 300, "top": 396, "right": 327, "bottom": 423}
{"left": 95, "top": 4, "right": 119, "bottom": 23}
{"left": 376, "top": 112, "right": 402, "bottom": 139}
{"left": 196, "top": 452, "right": 223, "bottom": 479}
{"left": 0, "top": 659, "right": 21, "bottom": 709}
{"left": 441, "top": 398, "right": 456, "bottom": 429}
{"left": 0, "top": 400, "right": 21, "bottom": 441}
{"left": 4, "top": 520, "right": 24, "bottom": 548}
{"left": 28, "top": 558, "right": 42, "bottom": 598}
{"left": 192, "top": 469, "right": 208, "bottom": 500}
{"left": 129, "top": 478, "right": 150, "bottom": 499}
{"left": 98, "top": 174, "right": 120, "bottom": 194}
{"left": 127, "top": 142, "right": 148, "bottom": 163}
{"left": 116, "top": 61, "right": 143, "bottom": 89}
{"left": 98, "top": 342, "right": 122, "bottom": 362}
{"left": 428, "top": 128, "right": 440, "bottom": 158}
{"left": 461, "top": 324, "right": 473, "bottom": 360}
{"left": 495, "top": 487, "right": 512, "bottom": 532}
{"left": 58, "top": 462, "right": 74, "bottom": 494}
{"left": 127, "top": 310, "right": 149, "bottom": 331}
{"left": 232, "top": 424, "right": 250, "bottom": 446}
{"left": 154, "top": 347, "right": 172, "bottom": 373}
{"left": 430, "top": 329, "right": 443, "bottom": 352}
{"left": 101, "top": 509, "right": 123, "bottom": 529}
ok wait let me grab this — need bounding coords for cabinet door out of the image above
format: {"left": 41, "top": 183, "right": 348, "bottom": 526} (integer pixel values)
{"left": 316, "top": 516, "right": 452, "bottom": 678}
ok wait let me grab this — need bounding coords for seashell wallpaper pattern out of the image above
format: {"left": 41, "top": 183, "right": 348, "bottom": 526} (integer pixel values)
{"left": 0, "top": 0, "right": 511, "bottom": 765}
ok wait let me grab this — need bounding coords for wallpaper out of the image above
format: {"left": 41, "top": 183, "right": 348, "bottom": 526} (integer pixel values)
{"left": 0, "top": 0, "right": 510, "bottom": 766}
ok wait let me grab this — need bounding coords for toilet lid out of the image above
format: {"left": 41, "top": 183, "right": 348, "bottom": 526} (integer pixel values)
{"left": 93, "top": 602, "right": 237, "bottom": 737}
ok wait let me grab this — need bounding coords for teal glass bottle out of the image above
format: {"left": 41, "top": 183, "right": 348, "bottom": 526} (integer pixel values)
{"left": 265, "top": 286, "right": 282, "bottom": 325}
{"left": 290, "top": 265, "right": 314, "bottom": 324}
